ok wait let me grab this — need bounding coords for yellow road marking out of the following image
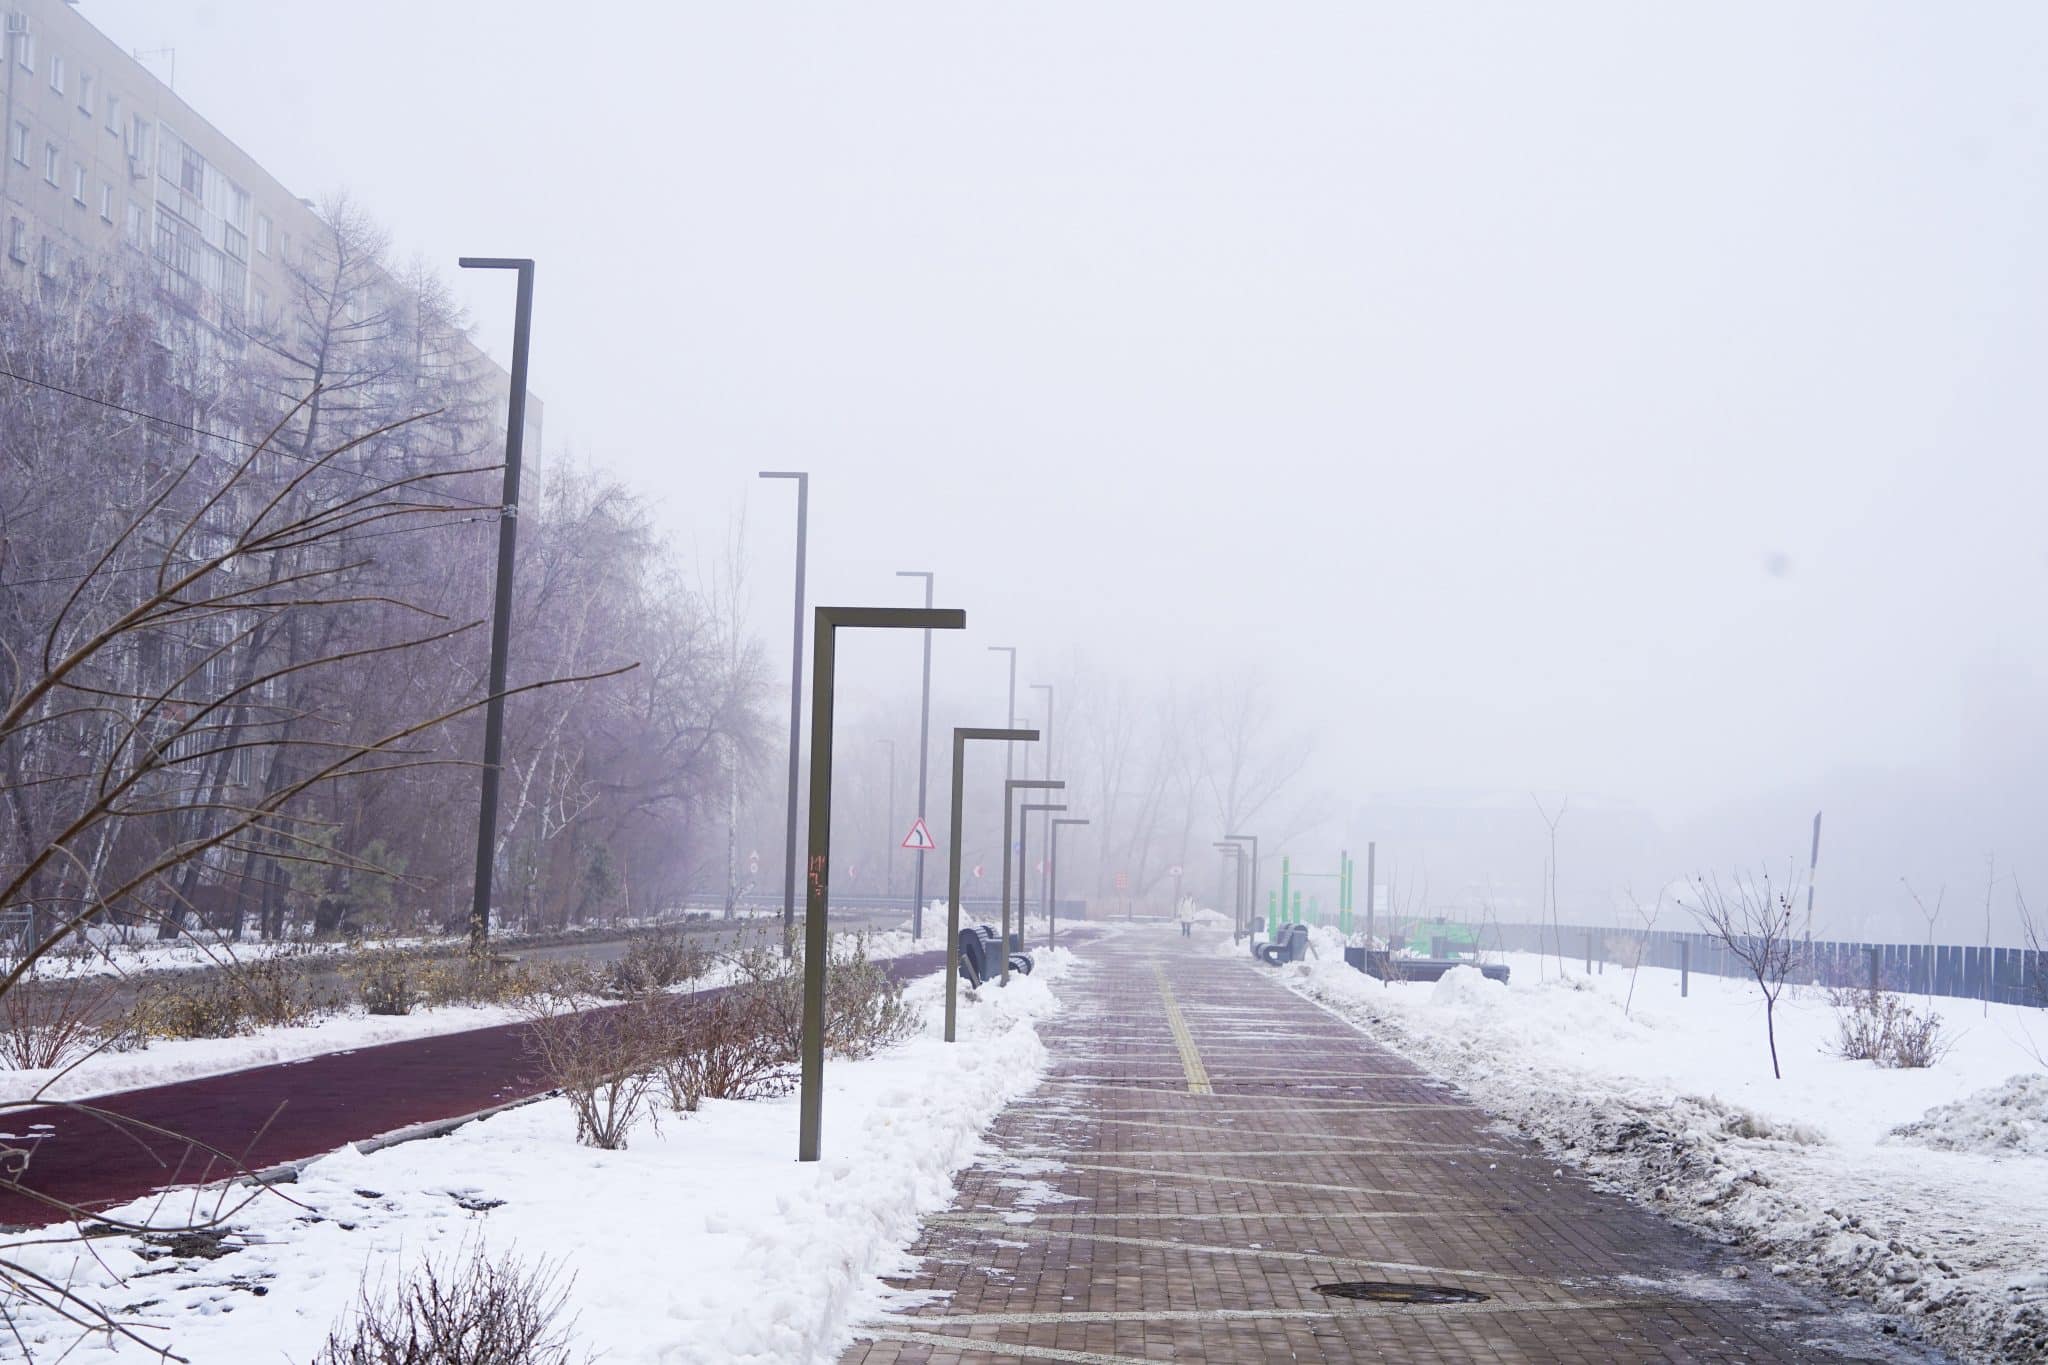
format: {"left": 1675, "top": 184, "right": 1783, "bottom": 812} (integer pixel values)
{"left": 1154, "top": 966, "right": 1211, "bottom": 1094}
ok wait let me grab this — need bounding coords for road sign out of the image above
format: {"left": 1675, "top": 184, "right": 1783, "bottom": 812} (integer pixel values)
{"left": 1114, "top": 870, "right": 1130, "bottom": 893}
{"left": 901, "top": 817, "right": 936, "bottom": 851}
{"left": 972, "top": 864, "right": 984, "bottom": 879}
{"left": 749, "top": 850, "right": 760, "bottom": 875}
{"left": 1168, "top": 864, "right": 1183, "bottom": 879}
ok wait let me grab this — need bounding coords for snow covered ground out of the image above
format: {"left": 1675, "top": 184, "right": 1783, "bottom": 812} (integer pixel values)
{"left": 6, "top": 954, "right": 1073, "bottom": 1363}
{"left": 1269, "top": 931, "right": 2048, "bottom": 1363}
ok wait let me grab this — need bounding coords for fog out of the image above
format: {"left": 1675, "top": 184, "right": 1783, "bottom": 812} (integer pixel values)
{"left": 82, "top": 1, "right": 2048, "bottom": 941}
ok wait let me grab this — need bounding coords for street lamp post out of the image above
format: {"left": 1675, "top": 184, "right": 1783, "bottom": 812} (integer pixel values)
{"left": 1020, "top": 801, "right": 1066, "bottom": 952}
{"left": 944, "top": 726, "right": 1038, "bottom": 1041}
{"left": 1214, "top": 841, "right": 1245, "bottom": 936}
{"left": 799, "top": 605, "right": 966, "bottom": 1163}
{"left": 1029, "top": 683, "right": 1054, "bottom": 929}
{"left": 897, "top": 571, "right": 935, "bottom": 937}
{"left": 456, "top": 256, "right": 535, "bottom": 952}
{"left": 1002, "top": 778, "right": 1062, "bottom": 985}
{"left": 759, "top": 471, "right": 809, "bottom": 957}
{"left": 881, "top": 738, "right": 897, "bottom": 903}
{"left": 988, "top": 646, "right": 1017, "bottom": 791}
{"left": 1050, "top": 817, "right": 1089, "bottom": 947}
{"left": 1227, "top": 832, "right": 1260, "bottom": 932}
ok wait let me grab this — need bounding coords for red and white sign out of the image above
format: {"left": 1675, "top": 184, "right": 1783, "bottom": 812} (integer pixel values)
{"left": 972, "top": 864, "right": 985, "bottom": 880}
{"left": 900, "top": 817, "right": 936, "bottom": 851}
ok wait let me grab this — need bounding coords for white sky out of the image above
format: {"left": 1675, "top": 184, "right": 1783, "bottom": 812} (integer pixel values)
{"left": 77, "top": 2, "right": 2048, "bottom": 915}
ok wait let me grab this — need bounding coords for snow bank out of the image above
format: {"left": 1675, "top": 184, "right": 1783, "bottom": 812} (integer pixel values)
{"left": 1886, "top": 1074, "right": 2048, "bottom": 1157}
{"left": 6, "top": 954, "right": 1072, "bottom": 1365}
{"left": 1278, "top": 947, "right": 2048, "bottom": 1363}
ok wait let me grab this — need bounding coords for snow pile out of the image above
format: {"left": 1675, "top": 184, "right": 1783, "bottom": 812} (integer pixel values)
{"left": 1278, "top": 948, "right": 2048, "bottom": 1363}
{"left": 1886, "top": 1074, "right": 2048, "bottom": 1157}
{"left": 6, "top": 954, "right": 1072, "bottom": 1364}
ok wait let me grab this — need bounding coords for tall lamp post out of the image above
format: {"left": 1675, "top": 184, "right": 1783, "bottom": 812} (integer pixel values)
{"left": 944, "top": 726, "right": 1038, "bottom": 1041}
{"left": 1214, "top": 841, "right": 1245, "bottom": 937}
{"left": 896, "top": 571, "right": 935, "bottom": 937}
{"left": 457, "top": 255, "right": 535, "bottom": 952}
{"left": 1019, "top": 801, "right": 1067, "bottom": 952}
{"left": 880, "top": 738, "right": 897, "bottom": 902}
{"left": 1049, "top": 817, "right": 1089, "bottom": 947}
{"left": 759, "top": 471, "right": 808, "bottom": 956}
{"left": 1002, "top": 778, "right": 1061, "bottom": 984}
{"left": 1029, "top": 683, "right": 1055, "bottom": 928}
{"left": 1227, "top": 832, "right": 1260, "bottom": 932}
{"left": 799, "top": 605, "right": 966, "bottom": 1163}
{"left": 987, "top": 646, "right": 1017, "bottom": 791}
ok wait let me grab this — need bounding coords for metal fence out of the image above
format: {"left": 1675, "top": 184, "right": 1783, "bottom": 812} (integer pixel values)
{"left": 1484, "top": 922, "right": 2046, "bottom": 1007}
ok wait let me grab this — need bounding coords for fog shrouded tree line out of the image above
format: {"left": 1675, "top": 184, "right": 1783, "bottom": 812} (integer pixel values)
{"left": 0, "top": 195, "right": 771, "bottom": 948}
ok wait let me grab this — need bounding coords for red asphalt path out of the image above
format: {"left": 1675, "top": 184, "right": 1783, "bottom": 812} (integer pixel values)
{"left": 0, "top": 948, "right": 950, "bottom": 1228}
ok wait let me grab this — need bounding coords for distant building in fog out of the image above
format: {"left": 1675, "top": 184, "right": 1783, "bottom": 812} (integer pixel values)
{"left": 0, "top": 0, "right": 538, "bottom": 454}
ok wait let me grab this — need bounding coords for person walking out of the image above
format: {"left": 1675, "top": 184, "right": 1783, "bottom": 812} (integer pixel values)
{"left": 1177, "top": 900, "right": 1195, "bottom": 937}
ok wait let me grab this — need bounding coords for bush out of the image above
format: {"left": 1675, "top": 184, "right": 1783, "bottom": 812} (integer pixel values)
{"left": 128, "top": 974, "right": 252, "bottom": 1040}
{"left": 1829, "top": 987, "right": 1950, "bottom": 1069}
{"left": 605, "top": 926, "right": 708, "bottom": 997}
{"left": 350, "top": 949, "right": 428, "bottom": 1016}
{"left": 229, "top": 952, "right": 320, "bottom": 1028}
{"left": 520, "top": 994, "right": 663, "bottom": 1150}
{"left": 658, "top": 989, "right": 793, "bottom": 1113}
{"left": 313, "top": 1245, "right": 578, "bottom": 1365}
{"left": 0, "top": 969, "right": 116, "bottom": 1069}
{"left": 727, "top": 933, "right": 920, "bottom": 1063}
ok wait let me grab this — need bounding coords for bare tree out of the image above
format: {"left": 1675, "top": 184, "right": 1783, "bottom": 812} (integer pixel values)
{"left": 1683, "top": 864, "right": 1802, "bottom": 1079}
{"left": 1902, "top": 877, "right": 1944, "bottom": 1008}
{"left": 1622, "top": 882, "right": 1665, "bottom": 1019}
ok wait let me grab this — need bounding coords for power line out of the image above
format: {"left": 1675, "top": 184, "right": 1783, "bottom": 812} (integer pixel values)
{"left": 0, "top": 363, "right": 492, "bottom": 511}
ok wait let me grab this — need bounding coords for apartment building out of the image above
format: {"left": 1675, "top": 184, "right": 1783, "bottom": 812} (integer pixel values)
{"left": 0, "top": 0, "right": 537, "bottom": 450}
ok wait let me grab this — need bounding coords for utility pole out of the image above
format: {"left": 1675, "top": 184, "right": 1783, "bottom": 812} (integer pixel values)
{"left": 896, "top": 571, "right": 935, "bottom": 937}
{"left": 1030, "top": 683, "right": 1055, "bottom": 928}
{"left": 457, "top": 256, "right": 534, "bottom": 952}
{"left": 759, "top": 472, "right": 808, "bottom": 956}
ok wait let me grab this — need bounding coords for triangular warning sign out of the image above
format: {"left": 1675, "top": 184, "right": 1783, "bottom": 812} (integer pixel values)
{"left": 901, "top": 817, "right": 937, "bottom": 851}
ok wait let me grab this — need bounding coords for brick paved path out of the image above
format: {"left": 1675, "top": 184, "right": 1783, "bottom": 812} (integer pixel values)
{"left": 845, "top": 926, "right": 1940, "bottom": 1364}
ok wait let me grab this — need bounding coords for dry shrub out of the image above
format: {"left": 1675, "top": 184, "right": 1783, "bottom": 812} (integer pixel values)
{"left": 605, "top": 926, "right": 708, "bottom": 997}
{"left": 0, "top": 970, "right": 116, "bottom": 1069}
{"left": 728, "top": 934, "right": 920, "bottom": 1063}
{"left": 228, "top": 952, "right": 320, "bottom": 1028}
{"left": 1888, "top": 1006, "right": 1952, "bottom": 1069}
{"left": 658, "top": 989, "right": 793, "bottom": 1113}
{"left": 520, "top": 993, "right": 663, "bottom": 1150}
{"left": 350, "top": 948, "right": 430, "bottom": 1016}
{"left": 128, "top": 974, "right": 253, "bottom": 1040}
{"left": 313, "top": 1245, "right": 579, "bottom": 1365}
{"left": 1829, "top": 987, "right": 1950, "bottom": 1069}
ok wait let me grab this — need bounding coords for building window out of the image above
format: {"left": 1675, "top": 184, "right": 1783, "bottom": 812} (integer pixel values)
{"left": 124, "top": 201, "right": 144, "bottom": 246}
{"left": 43, "top": 142, "right": 60, "bottom": 186}
{"left": 48, "top": 53, "right": 63, "bottom": 95}
{"left": 72, "top": 165, "right": 86, "bottom": 204}
{"left": 78, "top": 71, "right": 94, "bottom": 117}
{"left": 107, "top": 93, "right": 121, "bottom": 135}
{"left": 16, "top": 34, "right": 33, "bottom": 74}
{"left": 100, "top": 182, "right": 113, "bottom": 221}
{"left": 252, "top": 282, "right": 268, "bottom": 323}
{"left": 8, "top": 122, "right": 26, "bottom": 167}
{"left": 254, "top": 213, "right": 271, "bottom": 256}
{"left": 38, "top": 238, "right": 57, "bottom": 279}
{"left": 6, "top": 219, "right": 25, "bottom": 264}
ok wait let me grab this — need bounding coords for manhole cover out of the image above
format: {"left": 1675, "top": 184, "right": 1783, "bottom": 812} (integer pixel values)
{"left": 1314, "top": 1281, "right": 1489, "bottom": 1305}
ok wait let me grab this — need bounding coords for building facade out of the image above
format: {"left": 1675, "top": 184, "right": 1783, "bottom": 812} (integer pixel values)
{"left": 0, "top": 0, "right": 536, "bottom": 451}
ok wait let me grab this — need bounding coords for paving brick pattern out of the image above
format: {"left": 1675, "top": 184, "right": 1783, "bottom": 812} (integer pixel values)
{"left": 843, "top": 926, "right": 1941, "bottom": 1364}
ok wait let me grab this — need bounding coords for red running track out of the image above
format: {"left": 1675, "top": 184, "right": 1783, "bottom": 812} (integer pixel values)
{"left": 0, "top": 948, "right": 950, "bottom": 1228}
